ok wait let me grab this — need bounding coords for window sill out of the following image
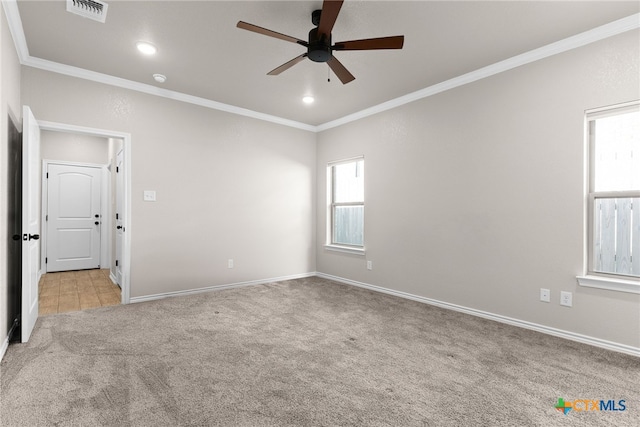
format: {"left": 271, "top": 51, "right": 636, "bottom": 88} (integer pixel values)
{"left": 576, "top": 275, "right": 640, "bottom": 294}
{"left": 324, "top": 245, "right": 366, "bottom": 256}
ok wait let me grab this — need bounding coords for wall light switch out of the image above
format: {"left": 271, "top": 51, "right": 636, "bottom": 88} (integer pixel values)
{"left": 143, "top": 190, "right": 156, "bottom": 202}
{"left": 367, "top": 260, "right": 373, "bottom": 270}
{"left": 540, "top": 288, "right": 550, "bottom": 303}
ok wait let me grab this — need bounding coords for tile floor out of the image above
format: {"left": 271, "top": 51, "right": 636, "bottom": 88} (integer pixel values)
{"left": 39, "top": 269, "right": 121, "bottom": 315}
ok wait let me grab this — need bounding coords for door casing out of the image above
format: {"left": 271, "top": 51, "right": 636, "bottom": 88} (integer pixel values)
{"left": 36, "top": 120, "right": 131, "bottom": 304}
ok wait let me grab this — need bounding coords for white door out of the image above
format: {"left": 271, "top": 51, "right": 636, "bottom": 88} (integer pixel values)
{"left": 22, "top": 106, "right": 41, "bottom": 342}
{"left": 115, "top": 149, "right": 124, "bottom": 285}
{"left": 46, "top": 164, "right": 102, "bottom": 272}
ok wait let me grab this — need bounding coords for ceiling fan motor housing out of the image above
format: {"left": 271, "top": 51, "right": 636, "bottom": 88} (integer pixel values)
{"left": 307, "top": 27, "right": 332, "bottom": 62}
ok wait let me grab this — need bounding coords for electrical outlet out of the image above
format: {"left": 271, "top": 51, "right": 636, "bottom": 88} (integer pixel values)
{"left": 560, "top": 291, "right": 572, "bottom": 307}
{"left": 367, "top": 260, "right": 373, "bottom": 270}
{"left": 540, "top": 288, "right": 550, "bottom": 303}
{"left": 228, "top": 259, "right": 234, "bottom": 269}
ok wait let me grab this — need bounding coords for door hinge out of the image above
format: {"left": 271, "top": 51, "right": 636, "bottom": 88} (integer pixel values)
{"left": 45, "top": 257, "right": 48, "bottom": 264}
{"left": 116, "top": 260, "right": 119, "bottom": 267}
{"left": 46, "top": 214, "right": 48, "bottom": 221}
{"left": 46, "top": 172, "right": 49, "bottom": 178}
{"left": 116, "top": 213, "right": 119, "bottom": 220}
{"left": 116, "top": 166, "right": 119, "bottom": 173}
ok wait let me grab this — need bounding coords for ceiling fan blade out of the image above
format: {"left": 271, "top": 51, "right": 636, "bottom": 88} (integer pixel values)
{"left": 267, "top": 54, "right": 308, "bottom": 76}
{"left": 327, "top": 56, "right": 355, "bottom": 84}
{"left": 333, "top": 35, "right": 404, "bottom": 51}
{"left": 317, "top": 0, "right": 344, "bottom": 39}
{"left": 237, "top": 21, "right": 307, "bottom": 46}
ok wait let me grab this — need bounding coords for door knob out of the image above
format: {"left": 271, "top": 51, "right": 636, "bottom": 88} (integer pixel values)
{"left": 116, "top": 225, "right": 122, "bottom": 230}
{"left": 12, "top": 234, "right": 21, "bottom": 241}
{"left": 95, "top": 221, "right": 100, "bottom": 225}
{"left": 95, "top": 214, "right": 100, "bottom": 218}
{"left": 28, "top": 234, "right": 40, "bottom": 241}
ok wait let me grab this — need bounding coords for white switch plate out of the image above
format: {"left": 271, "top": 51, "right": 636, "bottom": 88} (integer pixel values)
{"left": 560, "top": 291, "right": 572, "bottom": 307}
{"left": 367, "top": 260, "right": 373, "bottom": 270}
{"left": 540, "top": 288, "right": 550, "bottom": 303}
{"left": 143, "top": 190, "right": 156, "bottom": 202}
{"left": 228, "top": 259, "right": 234, "bottom": 269}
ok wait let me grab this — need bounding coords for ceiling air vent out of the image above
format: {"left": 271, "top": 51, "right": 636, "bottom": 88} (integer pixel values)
{"left": 66, "top": 0, "right": 108, "bottom": 23}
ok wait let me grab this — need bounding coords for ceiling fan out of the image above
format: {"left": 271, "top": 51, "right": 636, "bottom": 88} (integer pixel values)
{"left": 237, "top": 0, "right": 404, "bottom": 84}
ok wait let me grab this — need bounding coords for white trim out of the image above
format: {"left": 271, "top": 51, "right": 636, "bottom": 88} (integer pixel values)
{"left": 0, "top": 335, "right": 9, "bottom": 362}
{"left": 109, "top": 271, "right": 119, "bottom": 287}
{"left": 2, "top": 1, "right": 313, "bottom": 132}
{"left": 583, "top": 102, "right": 640, "bottom": 280}
{"left": 129, "top": 272, "right": 316, "bottom": 304}
{"left": 316, "top": 272, "right": 640, "bottom": 357}
{"left": 100, "top": 166, "right": 110, "bottom": 269}
{"left": 1, "top": 0, "right": 29, "bottom": 63}
{"left": 316, "top": 13, "right": 640, "bottom": 131}
{"left": 327, "top": 155, "right": 365, "bottom": 167}
{"left": 3, "top": 0, "right": 638, "bottom": 133}
{"left": 585, "top": 99, "right": 640, "bottom": 117}
{"left": 577, "top": 275, "right": 640, "bottom": 294}
{"left": 23, "top": 57, "right": 316, "bottom": 133}
{"left": 323, "top": 245, "right": 365, "bottom": 256}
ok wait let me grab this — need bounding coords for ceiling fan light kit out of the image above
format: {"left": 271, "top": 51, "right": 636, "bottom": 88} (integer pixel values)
{"left": 237, "top": 0, "right": 404, "bottom": 84}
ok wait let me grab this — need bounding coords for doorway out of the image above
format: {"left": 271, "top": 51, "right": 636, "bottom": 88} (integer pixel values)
{"left": 36, "top": 120, "right": 131, "bottom": 305}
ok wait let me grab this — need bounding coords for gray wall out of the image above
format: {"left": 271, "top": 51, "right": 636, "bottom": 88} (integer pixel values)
{"left": 1, "top": 6, "right": 22, "bottom": 345}
{"left": 316, "top": 30, "right": 640, "bottom": 348}
{"left": 41, "top": 131, "right": 109, "bottom": 164}
{"left": 5, "top": 15, "right": 638, "bottom": 353}
{"left": 22, "top": 68, "right": 317, "bottom": 298}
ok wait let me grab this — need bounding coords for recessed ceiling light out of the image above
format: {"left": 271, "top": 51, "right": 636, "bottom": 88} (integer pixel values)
{"left": 136, "top": 41, "right": 157, "bottom": 55}
{"left": 153, "top": 74, "right": 167, "bottom": 83}
{"left": 302, "top": 96, "right": 314, "bottom": 104}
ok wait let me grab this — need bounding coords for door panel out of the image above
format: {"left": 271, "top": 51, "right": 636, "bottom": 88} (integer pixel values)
{"left": 22, "top": 106, "right": 40, "bottom": 343}
{"left": 57, "top": 229, "right": 94, "bottom": 258}
{"left": 47, "top": 164, "right": 101, "bottom": 272}
{"left": 7, "top": 115, "right": 22, "bottom": 342}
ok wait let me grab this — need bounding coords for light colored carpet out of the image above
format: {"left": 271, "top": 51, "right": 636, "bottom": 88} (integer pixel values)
{"left": 1, "top": 276, "right": 638, "bottom": 426}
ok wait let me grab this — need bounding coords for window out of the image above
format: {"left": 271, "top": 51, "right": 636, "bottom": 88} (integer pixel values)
{"left": 586, "top": 102, "right": 640, "bottom": 282}
{"left": 327, "top": 158, "right": 364, "bottom": 252}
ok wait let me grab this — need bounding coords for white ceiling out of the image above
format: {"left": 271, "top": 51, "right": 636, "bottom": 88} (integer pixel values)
{"left": 13, "top": 1, "right": 640, "bottom": 127}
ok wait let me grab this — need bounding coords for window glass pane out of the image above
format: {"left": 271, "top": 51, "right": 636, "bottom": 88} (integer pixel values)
{"left": 334, "top": 160, "right": 364, "bottom": 203}
{"left": 593, "top": 110, "right": 640, "bottom": 192}
{"left": 333, "top": 205, "right": 364, "bottom": 246}
{"left": 593, "top": 197, "right": 640, "bottom": 278}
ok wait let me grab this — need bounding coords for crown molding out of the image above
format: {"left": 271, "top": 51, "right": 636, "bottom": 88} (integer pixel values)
{"left": 3, "top": 0, "right": 638, "bottom": 134}
{"left": 316, "top": 12, "right": 640, "bottom": 131}
{"left": 1, "top": 0, "right": 315, "bottom": 132}
{"left": 2, "top": 0, "right": 28, "bottom": 62}
{"left": 23, "top": 56, "right": 317, "bottom": 132}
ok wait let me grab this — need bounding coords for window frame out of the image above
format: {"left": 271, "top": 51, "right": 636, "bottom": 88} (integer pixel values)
{"left": 325, "top": 156, "right": 365, "bottom": 255}
{"left": 578, "top": 101, "right": 640, "bottom": 293}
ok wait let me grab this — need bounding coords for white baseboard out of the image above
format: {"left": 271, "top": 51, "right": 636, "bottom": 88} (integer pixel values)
{"left": 0, "top": 335, "right": 9, "bottom": 362}
{"left": 129, "top": 272, "right": 317, "bottom": 304}
{"left": 109, "top": 272, "right": 119, "bottom": 286}
{"left": 316, "top": 272, "right": 640, "bottom": 358}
